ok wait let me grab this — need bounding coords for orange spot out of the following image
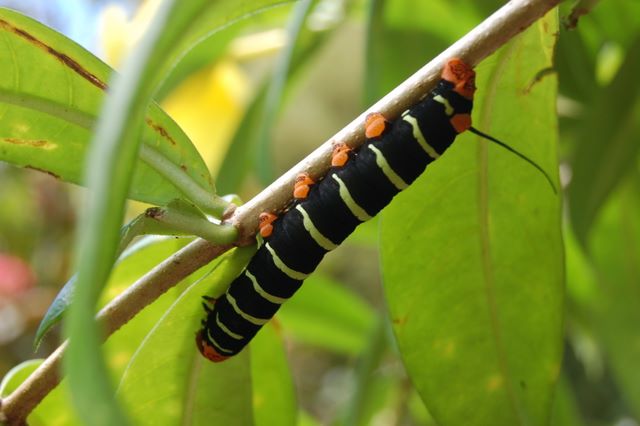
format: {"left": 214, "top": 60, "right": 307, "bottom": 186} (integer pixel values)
{"left": 331, "top": 144, "right": 351, "bottom": 167}
{"left": 258, "top": 212, "right": 277, "bottom": 237}
{"left": 293, "top": 185, "right": 310, "bottom": 199}
{"left": 295, "top": 173, "right": 315, "bottom": 186}
{"left": 195, "top": 331, "right": 229, "bottom": 362}
{"left": 365, "top": 113, "right": 387, "bottom": 138}
{"left": 441, "top": 58, "right": 476, "bottom": 99}
{"left": 450, "top": 113, "right": 472, "bottom": 133}
{"left": 294, "top": 173, "right": 315, "bottom": 199}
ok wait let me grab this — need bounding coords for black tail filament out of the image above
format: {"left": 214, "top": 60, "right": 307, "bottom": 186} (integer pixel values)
{"left": 468, "top": 127, "right": 557, "bottom": 194}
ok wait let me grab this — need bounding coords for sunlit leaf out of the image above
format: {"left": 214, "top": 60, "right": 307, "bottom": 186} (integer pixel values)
{"left": 251, "top": 322, "right": 298, "bottom": 426}
{"left": 0, "top": 8, "right": 213, "bottom": 206}
{"left": 115, "top": 247, "right": 255, "bottom": 424}
{"left": 0, "top": 360, "right": 82, "bottom": 426}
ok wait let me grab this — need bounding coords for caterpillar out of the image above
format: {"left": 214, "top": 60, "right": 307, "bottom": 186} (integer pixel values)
{"left": 195, "top": 58, "right": 552, "bottom": 362}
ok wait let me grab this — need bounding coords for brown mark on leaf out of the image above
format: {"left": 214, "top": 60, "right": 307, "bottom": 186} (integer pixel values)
{"left": 2, "top": 138, "right": 49, "bottom": 147}
{"left": 523, "top": 67, "right": 556, "bottom": 94}
{"left": 145, "top": 118, "right": 177, "bottom": 146}
{"left": 0, "top": 18, "right": 107, "bottom": 91}
{"left": 180, "top": 164, "right": 187, "bottom": 172}
{"left": 24, "top": 165, "right": 60, "bottom": 179}
{"left": 392, "top": 316, "right": 408, "bottom": 326}
{"left": 144, "top": 207, "right": 164, "bottom": 218}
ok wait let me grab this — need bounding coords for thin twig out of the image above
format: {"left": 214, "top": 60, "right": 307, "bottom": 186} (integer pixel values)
{"left": 0, "top": 0, "right": 561, "bottom": 423}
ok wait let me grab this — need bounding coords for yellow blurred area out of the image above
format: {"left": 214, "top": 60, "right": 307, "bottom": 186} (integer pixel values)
{"left": 98, "top": 0, "right": 250, "bottom": 176}
{"left": 161, "top": 61, "right": 250, "bottom": 174}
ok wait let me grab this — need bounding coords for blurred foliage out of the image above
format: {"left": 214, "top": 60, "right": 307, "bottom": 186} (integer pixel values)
{"left": 0, "top": 0, "right": 639, "bottom": 425}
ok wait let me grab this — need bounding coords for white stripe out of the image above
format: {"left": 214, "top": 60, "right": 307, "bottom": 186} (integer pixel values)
{"left": 215, "top": 313, "right": 243, "bottom": 340}
{"left": 402, "top": 114, "right": 440, "bottom": 159}
{"left": 331, "top": 174, "right": 372, "bottom": 221}
{"left": 265, "top": 243, "right": 310, "bottom": 280}
{"left": 246, "top": 269, "right": 288, "bottom": 304}
{"left": 433, "top": 94, "right": 454, "bottom": 115}
{"left": 295, "top": 205, "right": 338, "bottom": 250}
{"left": 367, "top": 145, "right": 409, "bottom": 190}
{"left": 226, "top": 293, "right": 269, "bottom": 326}
{"left": 206, "top": 330, "right": 235, "bottom": 354}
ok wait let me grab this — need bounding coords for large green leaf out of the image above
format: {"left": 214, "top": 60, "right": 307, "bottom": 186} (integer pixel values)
{"left": 380, "top": 13, "right": 563, "bottom": 426}
{"left": 251, "top": 322, "right": 298, "bottom": 426}
{"left": 116, "top": 247, "right": 255, "bottom": 425}
{"left": 0, "top": 8, "right": 213, "bottom": 206}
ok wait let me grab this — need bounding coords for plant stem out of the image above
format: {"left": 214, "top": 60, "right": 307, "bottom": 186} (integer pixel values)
{"left": 0, "top": 0, "right": 562, "bottom": 423}
{"left": 139, "top": 145, "right": 229, "bottom": 216}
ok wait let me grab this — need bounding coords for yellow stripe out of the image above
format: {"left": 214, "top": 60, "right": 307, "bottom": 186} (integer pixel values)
{"left": 295, "top": 205, "right": 338, "bottom": 250}
{"left": 331, "top": 174, "right": 372, "bottom": 221}
{"left": 265, "top": 243, "right": 310, "bottom": 280}
{"left": 215, "top": 313, "right": 243, "bottom": 340}
{"left": 226, "top": 292, "right": 270, "bottom": 326}
{"left": 433, "top": 94, "right": 454, "bottom": 115}
{"left": 246, "top": 269, "right": 288, "bottom": 304}
{"left": 367, "top": 145, "right": 409, "bottom": 190}
{"left": 206, "top": 330, "right": 235, "bottom": 354}
{"left": 402, "top": 114, "right": 440, "bottom": 159}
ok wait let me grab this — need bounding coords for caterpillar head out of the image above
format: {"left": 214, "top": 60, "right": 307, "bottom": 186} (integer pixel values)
{"left": 441, "top": 58, "right": 476, "bottom": 100}
{"left": 196, "top": 329, "right": 229, "bottom": 362}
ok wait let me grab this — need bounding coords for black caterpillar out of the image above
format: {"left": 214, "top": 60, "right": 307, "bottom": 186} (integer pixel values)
{"left": 196, "top": 58, "right": 542, "bottom": 362}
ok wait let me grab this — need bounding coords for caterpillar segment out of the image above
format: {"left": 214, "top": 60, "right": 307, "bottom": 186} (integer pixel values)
{"left": 196, "top": 58, "right": 477, "bottom": 361}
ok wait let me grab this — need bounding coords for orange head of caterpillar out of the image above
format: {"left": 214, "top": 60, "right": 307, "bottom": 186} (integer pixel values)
{"left": 195, "top": 330, "right": 229, "bottom": 362}
{"left": 441, "top": 58, "right": 476, "bottom": 100}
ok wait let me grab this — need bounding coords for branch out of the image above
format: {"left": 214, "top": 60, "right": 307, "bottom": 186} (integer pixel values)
{"left": 0, "top": 0, "right": 561, "bottom": 423}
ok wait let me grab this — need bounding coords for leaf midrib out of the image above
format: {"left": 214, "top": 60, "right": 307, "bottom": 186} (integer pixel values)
{"left": 475, "top": 43, "right": 526, "bottom": 425}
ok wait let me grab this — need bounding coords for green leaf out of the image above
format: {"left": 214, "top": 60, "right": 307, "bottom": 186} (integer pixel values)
{"left": 550, "top": 375, "right": 583, "bottom": 426}
{"left": 1, "top": 360, "right": 42, "bottom": 396}
{"left": 278, "top": 274, "right": 376, "bottom": 355}
{"left": 587, "top": 176, "right": 640, "bottom": 418}
{"left": 0, "top": 360, "right": 82, "bottom": 426}
{"left": 251, "top": 322, "right": 298, "bottom": 426}
{"left": 381, "top": 15, "right": 563, "bottom": 426}
{"left": 100, "top": 237, "right": 204, "bottom": 379}
{"left": 0, "top": 8, "right": 213, "bottom": 207}
{"left": 115, "top": 247, "right": 255, "bottom": 425}
{"left": 568, "top": 37, "right": 640, "bottom": 243}
{"left": 35, "top": 235, "right": 192, "bottom": 347}
{"left": 255, "top": 0, "right": 313, "bottom": 184}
